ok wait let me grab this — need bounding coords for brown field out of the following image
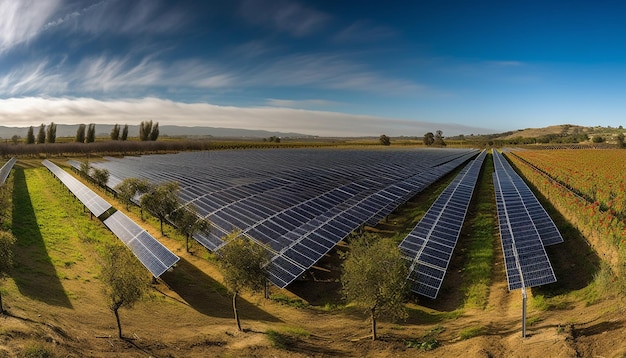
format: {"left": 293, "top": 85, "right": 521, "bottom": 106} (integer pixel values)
{"left": 1, "top": 156, "right": 625, "bottom": 358}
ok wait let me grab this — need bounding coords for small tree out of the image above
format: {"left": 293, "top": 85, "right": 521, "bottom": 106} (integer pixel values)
{"left": 172, "top": 204, "right": 210, "bottom": 252}
{"left": 139, "top": 121, "right": 153, "bottom": 141}
{"left": 115, "top": 178, "right": 151, "bottom": 210}
{"left": 217, "top": 234, "right": 268, "bottom": 331}
{"left": 36, "top": 124, "right": 46, "bottom": 144}
{"left": 75, "top": 124, "right": 86, "bottom": 143}
{"left": 0, "top": 231, "right": 16, "bottom": 313}
{"left": 110, "top": 124, "right": 120, "bottom": 140}
{"left": 379, "top": 134, "right": 391, "bottom": 146}
{"left": 86, "top": 124, "right": 96, "bottom": 143}
{"left": 100, "top": 244, "right": 149, "bottom": 339}
{"left": 423, "top": 132, "right": 434, "bottom": 146}
{"left": 79, "top": 161, "right": 91, "bottom": 178}
{"left": 433, "top": 130, "right": 446, "bottom": 146}
{"left": 121, "top": 124, "right": 129, "bottom": 141}
{"left": 92, "top": 168, "right": 110, "bottom": 188}
{"left": 140, "top": 181, "right": 180, "bottom": 235}
{"left": 26, "top": 126, "right": 35, "bottom": 144}
{"left": 342, "top": 233, "right": 408, "bottom": 340}
{"left": 10, "top": 135, "right": 20, "bottom": 145}
{"left": 46, "top": 122, "right": 57, "bottom": 143}
{"left": 149, "top": 122, "right": 159, "bottom": 141}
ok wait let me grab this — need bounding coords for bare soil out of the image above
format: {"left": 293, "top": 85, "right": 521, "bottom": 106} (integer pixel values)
{"left": 1, "top": 162, "right": 626, "bottom": 357}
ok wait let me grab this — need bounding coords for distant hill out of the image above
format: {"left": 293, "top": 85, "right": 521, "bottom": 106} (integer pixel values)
{"left": 499, "top": 124, "right": 591, "bottom": 139}
{"left": 0, "top": 124, "right": 313, "bottom": 140}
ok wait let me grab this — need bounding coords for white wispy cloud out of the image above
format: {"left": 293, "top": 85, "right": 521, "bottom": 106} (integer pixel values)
{"left": 0, "top": 0, "right": 61, "bottom": 54}
{"left": 71, "top": 0, "right": 187, "bottom": 35}
{"left": 240, "top": 0, "right": 330, "bottom": 37}
{"left": 333, "top": 20, "right": 396, "bottom": 43}
{"left": 0, "top": 97, "right": 489, "bottom": 137}
{"left": 0, "top": 52, "right": 427, "bottom": 97}
{"left": 244, "top": 53, "right": 427, "bottom": 94}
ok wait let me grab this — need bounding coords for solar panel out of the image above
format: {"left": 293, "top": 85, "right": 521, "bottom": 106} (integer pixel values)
{"left": 87, "top": 148, "right": 481, "bottom": 287}
{"left": 0, "top": 157, "right": 16, "bottom": 186}
{"left": 43, "top": 160, "right": 112, "bottom": 217}
{"left": 492, "top": 150, "right": 559, "bottom": 291}
{"left": 399, "top": 150, "right": 487, "bottom": 298}
{"left": 104, "top": 211, "right": 179, "bottom": 277}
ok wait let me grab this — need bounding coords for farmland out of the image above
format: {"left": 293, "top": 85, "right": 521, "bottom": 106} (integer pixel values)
{"left": 0, "top": 147, "right": 625, "bottom": 357}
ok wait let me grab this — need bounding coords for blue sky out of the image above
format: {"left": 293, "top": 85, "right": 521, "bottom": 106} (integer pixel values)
{"left": 0, "top": 0, "right": 625, "bottom": 137}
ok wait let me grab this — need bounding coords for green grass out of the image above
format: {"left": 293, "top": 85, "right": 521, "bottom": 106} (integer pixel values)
{"left": 269, "top": 293, "right": 309, "bottom": 308}
{"left": 8, "top": 166, "right": 119, "bottom": 306}
{"left": 462, "top": 153, "right": 496, "bottom": 309}
{"left": 459, "top": 326, "right": 485, "bottom": 340}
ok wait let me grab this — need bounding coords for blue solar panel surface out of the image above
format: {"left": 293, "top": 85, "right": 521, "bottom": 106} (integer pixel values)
{"left": 492, "top": 150, "right": 559, "bottom": 290}
{"left": 87, "top": 148, "right": 479, "bottom": 288}
{"left": 0, "top": 157, "right": 16, "bottom": 186}
{"left": 104, "top": 211, "right": 180, "bottom": 277}
{"left": 399, "top": 150, "right": 487, "bottom": 298}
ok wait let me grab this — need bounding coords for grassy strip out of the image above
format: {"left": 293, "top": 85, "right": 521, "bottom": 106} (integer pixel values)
{"left": 9, "top": 166, "right": 117, "bottom": 304}
{"left": 461, "top": 153, "right": 496, "bottom": 309}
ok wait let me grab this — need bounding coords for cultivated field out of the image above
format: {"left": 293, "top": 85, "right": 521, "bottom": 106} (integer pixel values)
{"left": 0, "top": 149, "right": 625, "bottom": 357}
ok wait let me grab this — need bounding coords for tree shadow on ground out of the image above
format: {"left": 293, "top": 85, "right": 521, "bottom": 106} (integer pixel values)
{"left": 160, "top": 257, "right": 280, "bottom": 322}
{"left": 10, "top": 167, "right": 72, "bottom": 308}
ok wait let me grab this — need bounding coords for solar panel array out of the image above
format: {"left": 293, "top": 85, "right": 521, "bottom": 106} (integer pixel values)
{"left": 43, "top": 160, "right": 179, "bottom": 277}
{"left": 86, "top": 148, "right": 479, "bottom": 287}
{"left": 0, "top": 157, "right": 16, "bottom": 186}
{"left": 43, "top": 160, "right": 112, "bottom": 217}
{"left": 492, "top": 150, "right": 561, "bottom": 290}
{"left": 103, "top": 211, "right": 180, "bottom": 277}
{"left": 399, "top": 150, "right": 487, "bottom": 298}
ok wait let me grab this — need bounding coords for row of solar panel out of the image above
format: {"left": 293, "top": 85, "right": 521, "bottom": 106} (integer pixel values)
{"left": 84, "top": 149, "right": 479, "bottom": 287}
{"left": 398, "top": 150, "right": 487, "bottom": 298}
{"left": 43, "top": 160, "right": 179, "bottom": 278}
{"left": 43, "top": 160, "right": 112, "bottom": 217}
{"left": 0, "top": 157, "right": 16, "bottom": 186}
{"left": 267, "top": 152, "right": 481, "bottom": 288}
{"left": 492, "top": 150, "right": 561, "bottom": 290}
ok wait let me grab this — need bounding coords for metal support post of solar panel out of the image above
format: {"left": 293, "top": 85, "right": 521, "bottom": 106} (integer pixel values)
{"left": 85, "top": 149, "right": 480, "bottom": 288}
{"left": 492, "top": 150, "right": 562, "bottom": 291}
{"left": 43, "top": 160, "right": 179, "bottom": 278}
{"left": 398, "top": 149, "right": 487, "bottom": 299}
{"left": 0, "top": 157, "right": 17, "bottom": 186}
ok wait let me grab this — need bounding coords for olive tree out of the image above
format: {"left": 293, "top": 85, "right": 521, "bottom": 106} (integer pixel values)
{"left": 92, "top": 168, "right": 110, "bottom": 188}
{"left": 341, "top": 233, "right": 409, "bottom": 340}
{"left": 172, "top": 204, "right": 210, "bottom": 252}
{"left": 115, "top": 178, "right": 151, "bottom": 210}
{"left": 379, "top": 134, "right": 391, "bottom": 146}
{"left": 0, "top": 231, "right": 16, "bottom": 313}
{"left": 140, "top": 181, "right": 180, "bottom": 235}
{"left": 217, "top": 233, "right": 268, "bottom": 331}
{"left": 100, "top": 244, "right": 149, "bottom": 339}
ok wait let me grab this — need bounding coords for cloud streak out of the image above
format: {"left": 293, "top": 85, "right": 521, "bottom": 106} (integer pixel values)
{"left": 0, "top": 97, "right": 489, "bottom": 137}
{"left": 0, "top": 0, "right": 61, "bottom": 54}
{"left": 240, "top": 0, "right": 330, "bottom": 37}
